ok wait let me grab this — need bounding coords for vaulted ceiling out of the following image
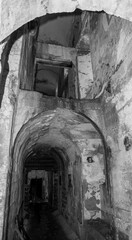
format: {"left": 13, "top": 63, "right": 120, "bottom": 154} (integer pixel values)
{"left": 14, "top": 109, "right": 102, "bottom": 173}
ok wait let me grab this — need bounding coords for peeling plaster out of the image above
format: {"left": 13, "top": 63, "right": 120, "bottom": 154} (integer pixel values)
{"left": 7, "top": 107, "right": 105, "bottom": 239}
{"left": 90, "top": 10, "right": 132, "bottom": 237}
{"left": 81, "top": 136, "right": 105, "bottom": 221}
{"left": 1, "top": 0, "right": 132, "bottom": 43}
{"left": 78, "top": 53, "right": 94, "bottom": 99}
{"left": 0, "top": 36, "right": 22, "bottom": 238}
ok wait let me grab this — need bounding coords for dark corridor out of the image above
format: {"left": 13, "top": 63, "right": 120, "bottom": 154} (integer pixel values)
{"left": 10, "top": 109, "right": 107, "bottom": 240}
{"left": 23, "top": 203, "right": 69, "bottom": 240}
{"left": 30, "top": 178, "right": 42, "bottom": 200}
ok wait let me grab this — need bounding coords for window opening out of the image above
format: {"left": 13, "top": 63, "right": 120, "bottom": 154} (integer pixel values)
{"left": 34, "top": 60, "right": 72, "bottom": 98}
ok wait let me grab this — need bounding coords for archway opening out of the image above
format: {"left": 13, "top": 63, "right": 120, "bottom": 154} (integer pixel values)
{"left": 7, "top": 108, "right": 106, "bottom": 240}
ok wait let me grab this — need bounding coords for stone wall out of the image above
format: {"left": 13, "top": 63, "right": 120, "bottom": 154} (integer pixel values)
{"left": 8, "top": 93, "right": 106, "bottom": 239}
{"left": 1, "top": 0, "right": 132, "bottom": 43}
{"left": 12, "top": 90, "right": 103, "bottom": 143}
{"left": 0, "top": 36, "right": 22, "bottom": 239}
{"left": 89, "top": 11, "right": 132, "bottom": 238}
{"left": 77, "top": 53, "right": 94, "bottom": 99}
{"left": 8, "top": 109, "right": 80, "bottom": 238}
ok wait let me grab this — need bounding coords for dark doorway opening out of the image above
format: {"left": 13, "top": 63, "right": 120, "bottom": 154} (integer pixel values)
{"left": 30, "top": 178, "right": 42, "bottom": 201}
{"left": 34, "top": 60, "right": 72, "bottom": 97}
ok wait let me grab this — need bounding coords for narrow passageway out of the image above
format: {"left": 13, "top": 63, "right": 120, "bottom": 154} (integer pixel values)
{"left": 24, "top": 203, "right": 69, "bottom": 240}
{"left": 8, "top": 109, "right": 106, "bottom": 240}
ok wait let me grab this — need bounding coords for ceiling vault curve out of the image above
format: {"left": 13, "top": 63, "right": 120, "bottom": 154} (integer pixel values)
{"left": 0, "top": 0, "right": 132, "bottom": 43}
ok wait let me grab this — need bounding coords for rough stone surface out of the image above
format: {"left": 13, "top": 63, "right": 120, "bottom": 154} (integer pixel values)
{"left": 89, "top": 11, "right": 132, "bottom": 238}
{"left": 1, "top": 0, "right": 132, "bottom": 42}
{"left": 12, "top": 90, "right": 103, "bottom": 143}
{"left": 0, "top": 36, "right": 22, "bottom": 239}
{"left": 8, "top": 107, "right": 105, "bottom": 239}
{"left": 78, "top": 53, "right": 94, "bottom": 99}
{"left": 1, "top": 6, "right": 132, "bottom": 240}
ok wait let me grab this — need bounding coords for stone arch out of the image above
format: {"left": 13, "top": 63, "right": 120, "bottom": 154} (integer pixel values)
{"left": 6, "top": 108, "right": 107, "bottom": 239}
{"left": 0, "top": 0, "right": 132, "bottom": 42}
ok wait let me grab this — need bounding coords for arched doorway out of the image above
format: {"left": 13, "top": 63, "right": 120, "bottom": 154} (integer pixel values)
{"left": 6, "top": 108, "right": 106, "bottom": 240}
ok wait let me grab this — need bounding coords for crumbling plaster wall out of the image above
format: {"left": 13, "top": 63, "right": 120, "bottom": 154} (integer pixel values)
{"left": 1, "top": 2, "right": 132, "bottom": 239}
{"left": 0, "top": 37, "right": 22, "bottom": 239}
{"left": 8, "top": 109, "right": 88, "bottom": 238}
{"left": 10, "top": 91, "right": 106, "bottom": 236}
{"left": 78, "top": 127, "right": 105, "bottom": 222}
{"left": 1, "top": 0, "right": 132, "bottom": 43}
{"left": 12, "top": 90, "right": 104, "bottom": 143}
{"left": 10, "top": 107, "right": 105, "bottom": 240}
{"left": 89, "top": 11, "right": 132, "bottom": 238}
{"left": 77, "top": 53, "right": 94, "bottom": 99}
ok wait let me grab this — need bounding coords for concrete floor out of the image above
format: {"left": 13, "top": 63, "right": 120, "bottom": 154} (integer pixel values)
{"left": 24, "top": 203, "right": 69, "bottom": 240}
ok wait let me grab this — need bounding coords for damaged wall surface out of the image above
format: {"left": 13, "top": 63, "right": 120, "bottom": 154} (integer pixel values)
{"left": 78, "top": 53, "right": 94, "bottom": 99}
{"left": 7, "top": 108, "right": 106, "bottom": 240}
{"left": 12, "top": 90, "right": 104, "bottom": 142}
{"left": 1, "top": 2, "right": 132, "bottom": 240}
{"left": 1, "top": 0, "right": 132, "bottom": 43}
{"left": 0, "top": 36, "right": 22, "bottom": 239}
{"left": 89, "top": 11, "right": 132, "bottom": 239}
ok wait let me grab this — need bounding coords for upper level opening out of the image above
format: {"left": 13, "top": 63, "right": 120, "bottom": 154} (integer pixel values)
{"left": 19, "top": 10, "right": 82, "bottom": 99}
{"left": 34, "top": 59, "right": 72, "bottom": 97}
